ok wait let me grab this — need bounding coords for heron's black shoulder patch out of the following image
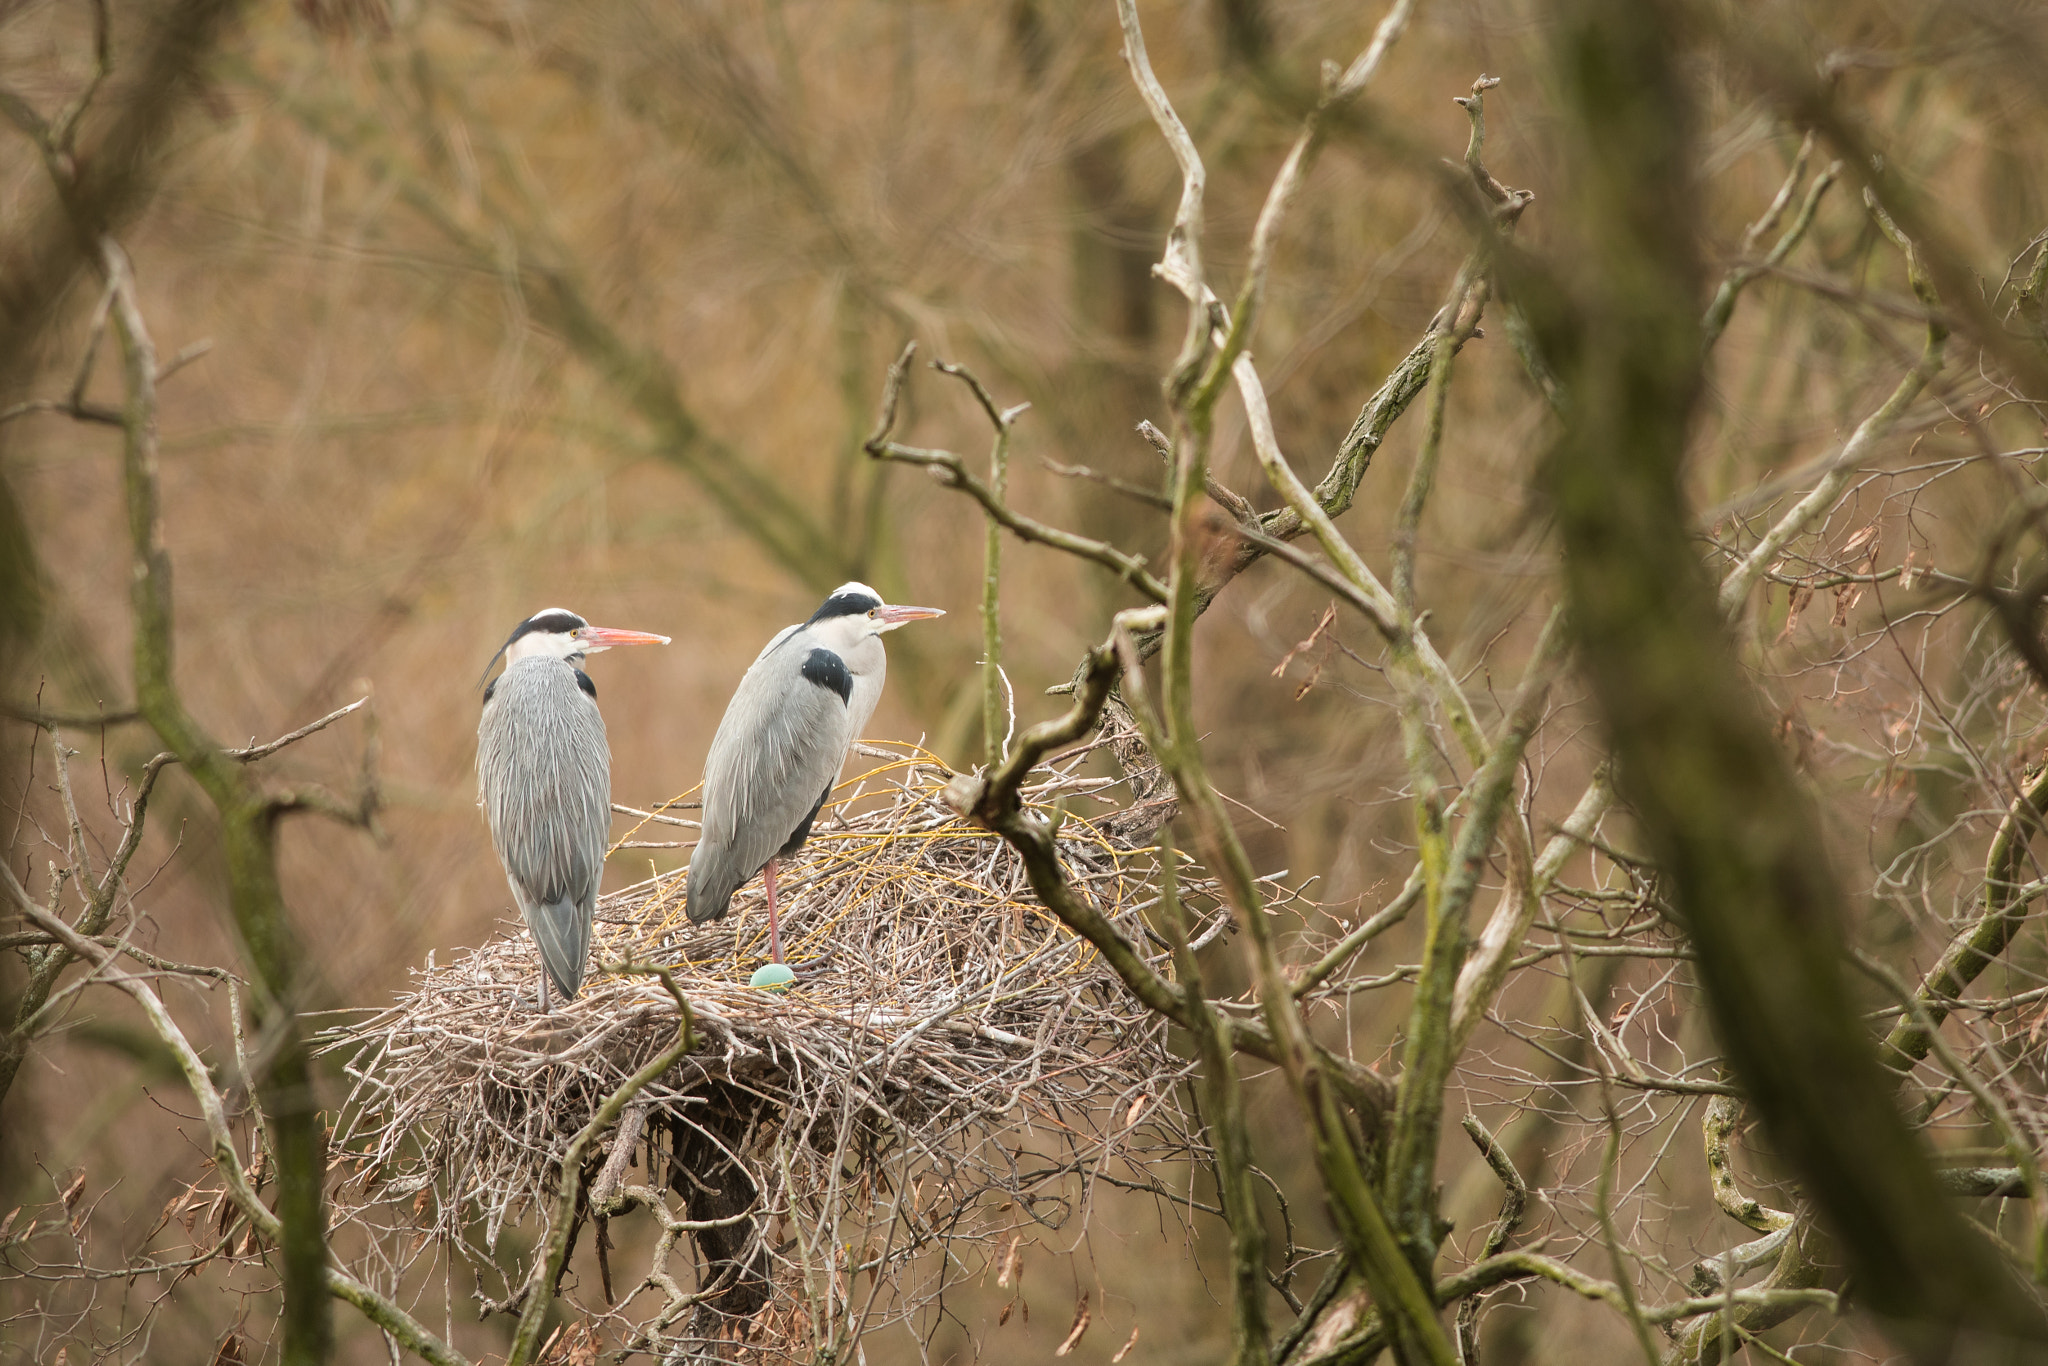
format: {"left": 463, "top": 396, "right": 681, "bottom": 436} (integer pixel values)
{"left": 800, "top": 647, "right": 853, "bottom": 704}
{"left": 575, "top": 669, "right": 598, "bottom": 700}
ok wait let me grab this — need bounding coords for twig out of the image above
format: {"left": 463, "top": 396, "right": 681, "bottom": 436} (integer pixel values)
{"left": 12, "top": 886, "right": 473, "bottom": 1366}
{"left": 0, "top": 700, "right": 142, "bottom": 728}
{"left": 1702, "top": 143, "right": 1839, "bottom": 351}
{"left": 864, "top": 345, "right": 1166, "bottom": 602}
{"left": 588, "top": 1101, "right": 651, "bottom": 1216}
{"left": 1716, "top": 302, "right": 1942, "bottom": 616}
{"left": 1456, "top": 1113, "right": 1528, "bottom": 1362}
{"left": 1292, "top": 865, "right": 1424, "bottom": 999}
{"left": 505, "top": 965, "right": 698, "bottom": 1366}
{"left": 925, "top": 357, "right": 1025, "bottom": 770}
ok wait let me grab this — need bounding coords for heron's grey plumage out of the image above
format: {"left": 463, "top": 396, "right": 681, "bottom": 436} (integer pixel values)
{"left": 685, "top": 582, "right": 945, "bottom": 939}
{"left": 687, "top": 624, "right": 884, "bottom": 924}
{"left": 478, "top": 656, "right": 610, "bottom": 1000}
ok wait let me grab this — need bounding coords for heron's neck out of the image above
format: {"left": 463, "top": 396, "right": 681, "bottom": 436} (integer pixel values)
{"left": 808, "top": 617, "right": 884, "bottom": 673}
{"left": 839, "top": 633, "right": 886, "bottom": 678}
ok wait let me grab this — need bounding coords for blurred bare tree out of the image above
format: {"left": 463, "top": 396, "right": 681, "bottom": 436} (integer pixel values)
{"left": 10, "top": 0, "right": 2048, "bottom": 1363}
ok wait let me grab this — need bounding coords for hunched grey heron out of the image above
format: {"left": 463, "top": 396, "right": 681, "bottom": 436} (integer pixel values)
{"left": 686, "top": 582, "right": 943, "bottom": 966}
{"left": 478, "top": 607, "right": 669, "bottom": 1011}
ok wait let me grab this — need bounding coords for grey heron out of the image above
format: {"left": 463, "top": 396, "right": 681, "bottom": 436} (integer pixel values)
{"left": 686, "top": 582, "right": 943, "bottom": 966}
{"left": 478, "top": 607, "right": 670, "bottom": 1011}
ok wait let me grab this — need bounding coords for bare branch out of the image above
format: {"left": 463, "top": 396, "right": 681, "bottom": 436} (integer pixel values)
{"left": 865, "top": 345, "right": 1167, "bottom": 602}
{"left": 1456, "top": 1113, "right": 1529, "bottom": 1361}
{"left": 1701, "top": 151, "right": 1839, "bottom": 351}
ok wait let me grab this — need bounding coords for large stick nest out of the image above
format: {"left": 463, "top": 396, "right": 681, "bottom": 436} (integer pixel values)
{"left": 324, "top": 742, "right": 1215, "bottom": 1357}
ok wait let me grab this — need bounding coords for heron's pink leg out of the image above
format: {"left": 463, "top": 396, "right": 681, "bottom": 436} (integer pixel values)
{"left": 764, "top": 858, "right": 784, "bottom": 964}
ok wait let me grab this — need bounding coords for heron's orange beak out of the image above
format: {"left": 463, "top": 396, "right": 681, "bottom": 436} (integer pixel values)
{"left": 574, "top": 626, "right": 672, "bottom": 653}
{"left": 875, "top": 604, "right": 945, "bottom": 630}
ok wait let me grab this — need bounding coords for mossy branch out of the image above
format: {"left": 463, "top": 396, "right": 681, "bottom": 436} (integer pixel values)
{"left": 1382, "top": 606, "right": 1566, "bottom": 1271}
{"left": 1884, "top": 764, "right": 2048, "bottom": 1066}
{"left": 1159, "top": 827, "right": 1270, "bottom": 1366}
{"left": 104, "top": 236, "right": 345, "bottom": 1365}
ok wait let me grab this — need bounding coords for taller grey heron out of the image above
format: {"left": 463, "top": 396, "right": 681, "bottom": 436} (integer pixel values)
{"left": 687, "top": 582, "right": 943, "bottom": 965}
{"left": 478, "top": 607, "right": 670, "bottom": 1012}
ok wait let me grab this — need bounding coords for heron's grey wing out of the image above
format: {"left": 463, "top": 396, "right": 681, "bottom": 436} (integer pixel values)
{"left": 477, "top": 660, "right": 610, "bottom": 995}
{"left": 688, "top": 643, "right": 854, "bottom": 922}
{"left": 750, "top": 623, "right": 801, "bottom": 666}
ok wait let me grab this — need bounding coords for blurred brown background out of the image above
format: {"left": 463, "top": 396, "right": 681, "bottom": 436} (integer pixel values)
{"left": 6, "top": 0, "right": 2046, "bottom": 1361}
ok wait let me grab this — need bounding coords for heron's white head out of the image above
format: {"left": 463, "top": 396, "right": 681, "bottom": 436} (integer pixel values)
{"left": 483, "top": 607, "right": 670, "bottom": 683}
{"left": 804, "top": 582, "right": 945, "bottom": 650}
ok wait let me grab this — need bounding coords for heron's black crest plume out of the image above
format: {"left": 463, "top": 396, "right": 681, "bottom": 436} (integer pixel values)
{"left": 807, "top": 587, "right": 883, "bottom": 623}
{"left": 477, "top": 608, "right": 591, "bottom": 689}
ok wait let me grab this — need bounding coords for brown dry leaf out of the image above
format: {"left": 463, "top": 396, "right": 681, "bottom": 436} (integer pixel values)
{"left": 1898, "top": 549, "right": 1920, "bottom": 591}
{"left": 1830, "top": 582, "right": 1861, "bottom": 627}
{"left": 158, "top": 1183, "right": 199, "bottom": 1234}
{"left": 1123, "top": 1094, "right": 1150, "bottom": 1130}
{"left": 1841, "top": 523, "right": 1879, "bottom": 555}
{"left": 1112, "top": 1326, "right": 1141, "bottom": 1363}
{"left": 1777, "top": 584, "right": 1812, "bottom": 643}
{"left": 59, "top": 1171, "right": 86, "bottom": 1214}
{"left": 998, "top": 1297, "right": 1016, "bottom": 1327}
{"left": 1055, "top": 1293, "right": 1091, "bottom": 1356}
{"left": 544, "top": 1321, "right": 601, "bottom": 1366}
{"left": 0, "top": 1207, "right": 18, "bottom": 1241}
{"left": 211, "top": 1330, "right": 245, "bottom": 1366}
{"left": 187, "top": 1188, "right": 218, "bottom": 1235}
{"left": 996, "top": 1232, "right": 1021, "bottom": 1288}
{"left": 412, "top": 1186, "right": 433, "bottom": 1218}
{"left": 1609, "top": 1000, "right": 1638, "bottom": 1031}
{"left": 1272, "top": 602, "right": 1337, "bottom": 700}
{"left": 235, "top": 1224, "right": 259, "bottom": 1259}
